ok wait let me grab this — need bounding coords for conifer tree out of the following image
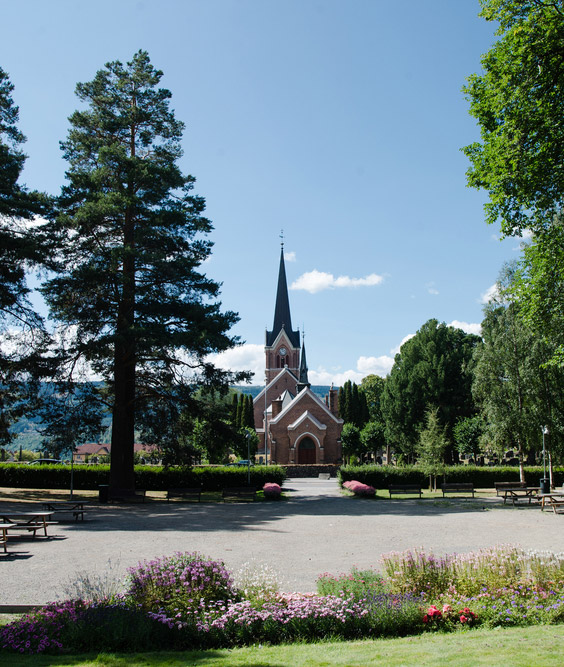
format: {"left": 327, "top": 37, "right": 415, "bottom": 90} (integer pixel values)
{"left": 0, "top": 67, "right": 50, "bottom": 446}
{"left": 42, "top": 52, "right": 246, "bottom": 491}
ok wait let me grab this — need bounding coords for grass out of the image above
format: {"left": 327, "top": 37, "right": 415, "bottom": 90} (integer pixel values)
{"left": 1, "top": 625, "right": 563, "bottom": 666}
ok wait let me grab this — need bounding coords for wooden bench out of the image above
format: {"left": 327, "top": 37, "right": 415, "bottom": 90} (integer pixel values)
{"left": 388, "top": 484, "right": 422, "bottom": 498}
{"left": 494, "top": 481, "right": 527, "bottom": 497}
{"left": 41, "top": 501, "right": 88, "bottom": 521}
{"left": 442, "top": 483, "right": 475, "bottom": 498}
{"left": 109, "top": 488, "right": 146, "bottom": 503}
{"left": 167, "top": 487, "right": 202, "bottom": 503}
{"left": 548, "top": 497, "right": 564, "bottom": 514}
{"left": 222, "top": 487, "right": 256, "bottom": 502}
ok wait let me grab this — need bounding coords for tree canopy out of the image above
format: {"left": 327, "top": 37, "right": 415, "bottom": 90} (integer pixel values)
{"left": 42, "top": 51, "right": 247, "bottom": 489}
{"left": 381, "top": 319, "right": 480, "bottom": 462}
{"left": 0, "top": 67, "right": 50, "bottom": 446}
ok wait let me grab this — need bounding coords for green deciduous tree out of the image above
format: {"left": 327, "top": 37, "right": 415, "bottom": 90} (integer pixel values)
{"left": 340, "top": 422, "right": 362, "bottom": 465}
{"left": 473, "top": 268, "right": 564, "bottom": 479}
{"left": 381, "top": 319, "right": 480, "bottom": 462}
{"left": 453, "top": 415, "right": 485, "bottom": 459}
{"left": 417, "top": 407, "right": 448, "bottom": 490}
{"left": 463, "top": 0, "right": 564, "bottom": 364}
{"left": 42, "top": 51, "right": 247, "bottom": 491}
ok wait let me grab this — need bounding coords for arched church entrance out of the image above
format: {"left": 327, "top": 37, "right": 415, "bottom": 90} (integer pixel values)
{"left": 297, "top": 437, "right": 316, "bottom": 464}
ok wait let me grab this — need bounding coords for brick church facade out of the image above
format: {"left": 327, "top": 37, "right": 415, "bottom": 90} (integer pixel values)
{"left": 254, "top": 246, "right": 343, "bottom": 464}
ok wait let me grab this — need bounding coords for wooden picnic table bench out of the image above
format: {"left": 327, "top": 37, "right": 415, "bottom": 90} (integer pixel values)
{"left": 41, "top": 501, "right": 88, "bottom": 521}
{"left": 0, "top": 511, "right": 55, "bottom": 538}
{"left": 441, "top": 483, "right": 475, "bottom": 498}
{"left": 495, "top": 481, "right": 527, "bottom": 497}
{"left": 388, "top": 484, "right": 422, "bottom": 498}
{"left": 0, "top": 523, "right": 11, "bottom": 553}
{"left": 539, "top": 492, "right": 564, "bottom": 513}
{"left": 502, "top": 487, "right": 540, "bottom": 505}
{"left": 222, "top": 487, "right": 256, "bottom": 502}
{"left": 167, "top": 487, "right": 202, "bottom": 503}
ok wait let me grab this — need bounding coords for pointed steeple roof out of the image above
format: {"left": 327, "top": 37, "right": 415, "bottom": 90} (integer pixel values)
{"left": 266, "top": 246, "right": 300, "bottom": 348}
{"left": 297, "top": 338, "right": 310, "bottom": 392}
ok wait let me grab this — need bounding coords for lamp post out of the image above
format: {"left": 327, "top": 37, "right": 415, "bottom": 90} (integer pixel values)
{"left": 246, "top": 431, "right": 251, "bottom": 485}
{"left": 541, "top": 426, "right": 550, "bottom": 494}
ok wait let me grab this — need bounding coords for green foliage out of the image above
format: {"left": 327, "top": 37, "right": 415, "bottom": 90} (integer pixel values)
{"left": 416, "top": 408, "right": 448, "bottom": 479}
{"left": 360, "top": 374, "right": 386, "bottom": 422}
{"left": 463, "top": 1, "right": 564, "bottom": 366}
{"left": 0, "top": 462, "right": 286, "bottom": 491}
{"left": 360, "top": 421, "right": 386, "bottom": 456}
{"left": 381, "top": 319, "right": 480, "bottom": 461}
{"left": 340, "top": 423, "right": 362, "bottom": 463}
{"left": 463, "top": 0, "right": 564, "bottom": 238}
{"left": 472, "top": 272, "right": 564, "bottom": 467}
{"left": 0, "top": 67, "right": 51, "bottom": 448}
{"left": 338, "top": 464, "right": 564, "bottom": 490}
{"left": 316, "top": 567, "right": 388, "bottom": 600}
{"left": 453, "top": 415, "right": 485, "bottom": 457}
{"left": 338, "top": 380, "right": 368, "bottom": 428}
{"left": 41, "top": 51, "right": 247, "bottom": 491}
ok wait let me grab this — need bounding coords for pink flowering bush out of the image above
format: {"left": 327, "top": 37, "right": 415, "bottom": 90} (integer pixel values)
{"left": 125, "top": 552, "right": 239, "bottom": 615}
{"left": 343, "top": 480, "right": 376, "bottom": 497}
{"left": 263, "top": 482, "right": 282, "bottom": 499}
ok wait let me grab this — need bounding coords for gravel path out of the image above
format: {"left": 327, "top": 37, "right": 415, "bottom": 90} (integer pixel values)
{"left": 2, "top": 478, "right": 564, "bottom": 605}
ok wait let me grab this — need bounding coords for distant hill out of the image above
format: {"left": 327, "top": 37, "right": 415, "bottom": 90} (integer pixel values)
{"left": 233, "top": 385, "right": 333, "bottom": 401}
{"left": 6, "top": 384, "right": 335, "bottom": 453}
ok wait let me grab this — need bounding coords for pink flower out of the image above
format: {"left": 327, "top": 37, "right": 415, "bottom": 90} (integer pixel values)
{"left": 460, "top": 615, "right": 468, "bottom": 624}
{"left": 442, "top": 604, "right": 452, "bottom": 614}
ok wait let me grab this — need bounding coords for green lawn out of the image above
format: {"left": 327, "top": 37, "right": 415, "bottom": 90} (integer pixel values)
{"left": 2, "top": 625, "right": 563, "bottom": 666}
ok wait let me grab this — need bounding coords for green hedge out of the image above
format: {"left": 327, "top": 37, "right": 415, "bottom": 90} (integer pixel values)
{"left": 338, "top": 464, "right": 564, "bottom": 490}
{"left": 0, "top": 463, "right": 286, "bottom": 492}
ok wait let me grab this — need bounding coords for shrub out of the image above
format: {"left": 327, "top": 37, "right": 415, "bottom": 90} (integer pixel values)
{"left": 232, "top": 560, "right": 283, "bottom": 602}
{"left": 263, "top": 482, "right": 282, "bottom": 499}
{"left": 317, "top": 566, "right": 388, "bottom": 599}
{"left": 125, "top": 552, "right": 238, "bottom": 615}
{"left": 342, "top": 480, "right": 375, "bottom": 497}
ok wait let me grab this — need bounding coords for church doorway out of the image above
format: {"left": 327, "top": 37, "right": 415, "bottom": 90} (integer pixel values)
{"left": 297, "top": 437, "right": 316, "bottom": 464}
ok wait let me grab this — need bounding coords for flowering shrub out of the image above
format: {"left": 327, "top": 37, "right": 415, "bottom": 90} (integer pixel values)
{"left": 0, "top": 600, "right": 86, "bottom": 654}
{"left": 317, "top": 566, "right": 387, "bottom": 600}
{"left": 233, "top": 559, "right": 283, "bottom": 602}
{"left": 343, "top": 480, "right": 376, "bottom": 497}
{"left": 422, "top": 603, "right": 477, "bottom": 631}
{"left": 263, "top": 482, "right": 282, "bottom": 499}
{"left": 440, "top": 585, "right": 564, "bottom": 628}
{"left": 381, "top": 545, "right": 564, "bottom": 598}
{"left": 125, "top": 552, "right": 239, "bottom": 615}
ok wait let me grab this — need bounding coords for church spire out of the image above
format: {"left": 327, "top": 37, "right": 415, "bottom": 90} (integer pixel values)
{"left": 266, "top": 244, "right": 300, "bottom": 348}
{"left": 297, "top": 337, "right": 310, "bottom": 392}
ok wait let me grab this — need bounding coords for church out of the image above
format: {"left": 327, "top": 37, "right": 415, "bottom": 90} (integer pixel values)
{"left": 253, "top": 245, "right": 344, "bottom": 464}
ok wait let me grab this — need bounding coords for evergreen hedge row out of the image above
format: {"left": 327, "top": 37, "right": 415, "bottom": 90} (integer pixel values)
{"left": 0, "top": 463, "right": 286, "bottom": 491}
{"left": 338, "top": 464, "right": 564, "bottom": 489}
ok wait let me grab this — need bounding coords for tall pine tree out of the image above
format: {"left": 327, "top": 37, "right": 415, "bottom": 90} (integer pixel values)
{"left": 0, "top": 67, "right": 50, "bottom": 446}
{"left": 43, "top": 52, "right": 246, "bottom": 491}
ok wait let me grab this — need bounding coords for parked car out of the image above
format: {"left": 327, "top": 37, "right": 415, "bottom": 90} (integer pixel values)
{"left": 229, "top": 459, "right": 254, "bottom": 467}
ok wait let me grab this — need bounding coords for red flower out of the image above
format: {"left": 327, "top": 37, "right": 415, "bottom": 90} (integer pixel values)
{"left": 423, "top": 614, "right": 429, "bottom": 623}
{"left": 460, "top": 615, "right": 468, "bottom": 623}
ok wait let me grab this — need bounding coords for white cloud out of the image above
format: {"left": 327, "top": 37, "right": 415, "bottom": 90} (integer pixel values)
{"left": 284, "top": 251, "right": 296, "bottom": 262}
{"left": 428, "top": 288, "right": 439, "bottom": 295}
{"left": 448, "top": 320, "right": 482, "bottom": 336}
{"left": 206, "top": 343, "right": 264, "bottom": 383}
{"left": 480, "top": 283, "right": 498, "bottom": 304}
{"left": 291, "top": 270, "right": 384, "bottom": 294}
{"left": 356, "top": 355, "right": 394, "bottom": 377}
{"left": 391, "top": 334, "right": 415, "bottom": 355}
{"left": 309, "top": 367, "right": 366, "bottom": 386}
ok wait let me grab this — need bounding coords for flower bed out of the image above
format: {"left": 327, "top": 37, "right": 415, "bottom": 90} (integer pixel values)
{"left": 2, "top": 546, "right": 564, "bottom": 656}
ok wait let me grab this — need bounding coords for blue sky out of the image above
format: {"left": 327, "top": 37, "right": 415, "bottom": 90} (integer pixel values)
{"left": 2, "top": 0, "right": 519, "bottom": 385}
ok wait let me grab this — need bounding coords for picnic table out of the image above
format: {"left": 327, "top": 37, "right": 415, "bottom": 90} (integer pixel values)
{"left": 0, "top": 523, "right": 11, "bottom": 553}
{"left": 502, "top": 487, "right": 540, "bottom": 505}
{"left": 0, "top": 511, "right": 55, "bottom": 537}
{"left": 539, "top": 491, "right": 564, "bottom": 513}
{"left": 41, "top": 501, "right": 88, "bottom": 521}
